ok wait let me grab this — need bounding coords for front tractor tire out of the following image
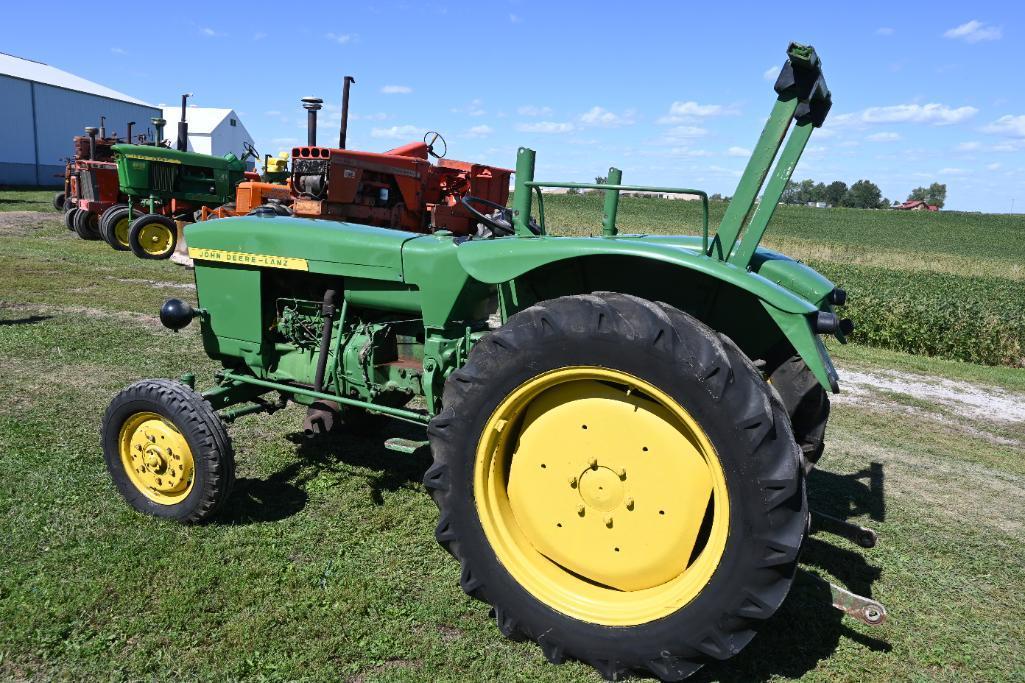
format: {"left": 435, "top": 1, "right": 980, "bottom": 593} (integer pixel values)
{"left": 53, "top": 192, "right": 65, "bottom": 211}
{"left": 99, "top": 204, "right": 142, "bottom": 251}
{"left": 72, "top": 208, "right": 101, "bottom": 240}
{"left": 425, "top": 293, "right": 807, "bottom": 681}
{"left": 101, "top": 379, "right": 235, "bottom": 523}
{"left": 769, "top": 355, "right": 830, "bottom": 471}
{"left": 128, "top": 214, "right": 178, "bottom": 259}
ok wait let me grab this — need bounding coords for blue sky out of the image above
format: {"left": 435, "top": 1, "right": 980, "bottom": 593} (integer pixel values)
{"left": 4, "top": 1, "right": 1024, "bottom": 212}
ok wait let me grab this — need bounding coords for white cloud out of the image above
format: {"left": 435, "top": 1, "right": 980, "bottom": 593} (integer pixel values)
{"left": 726, "top": 146, "right": 750, "bottom": 157}
{"left": 381, "top": 85, "right": 413, "bottom": 95}
{"left": 371, "top": 125, "right": 420, "bottom": 139}
{"left": 658, "top": 100, "right": 737, "bottom": 125}
{"left": 451, "top": 99, "right": 486, "bottom": 116}
{"left": 833, "top": 103, "right": 978, "bottom": 128}
{"left": 515, "top": 121, "right": 575, "bottom": 134}
{"left": 253, "top": 32, "right": 267, "bottom": 40}
{"left": 264, "top": 110, "right": 281, "bottom": 117}
{"left": 200, "top": 27, "right": 223, "bottom": 37}
{"left": 509, "top": 13, "right": 521, "bottom": 23}
{"left": 110, "top": 47, "right": 126, "bottom": 55}
{"left": 663, "top": 125, "right": 708, "bottom": 139}
{"left": 349, "top": 112, "right": 389, "bottom": 121}
{"left": 326, "top": 32, "right": 355, "bottom": 44}
{"left": 956, "top": 141, "right": 981, "bottom": 151}
{"left": 986, "top": 162, "right": 1002, "bottom": 171}
{"left": 938, "top": 167, "right": 967, "bottom": 175}
{"left": 866, "top": 132, "right": 901, "bottom": 142}
{"left": 517, "top": 105, "right": 552, "bottom": 117}
{"left": 982, "top": 114, "right": 1025, "bottom": 137}
{"left": 762, "top": 66, "right": 778, "bottom": 82}
{"left": 876, "top": 27, "right": 895, "bottom": 36}
{"left": 465, "top": 124, "right": 493, "bottom": 138}
{"left": 943, "top": 20, "right": 1002, "bottom": 43}
{"left": 578, "top": 106, "right": 636, "bottom": 127}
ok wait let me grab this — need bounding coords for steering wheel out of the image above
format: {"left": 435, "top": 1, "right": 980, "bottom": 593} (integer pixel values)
{"left": 242, "top": 140, "right": 260, "bottom": 161}
{"left": 460, "top": 195, "right": 541, "bottom": 236}
{"left": 424, "top": 131, "right": 447, "bottom": 159}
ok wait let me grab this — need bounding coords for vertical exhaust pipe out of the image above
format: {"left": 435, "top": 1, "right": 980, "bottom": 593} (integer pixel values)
{"left": 151, "top": 117, "right": 166, "bottom": 146}
{"left": 126, "top": 121, "right": 134, "bottom": 144}
{"left": 339, "top": 76, "right": 356, "bottom": 149}
{"left": 302, "top": 97, "right": 323, "bottom": 147}
{"left": 99, "top": 116, "right": 106, "bottom": 139}
{"left": 84, "top": 126, "right": 98, "bottom": 160}
{"left": 176, "top": 93, "right": 192, "bottom": 152}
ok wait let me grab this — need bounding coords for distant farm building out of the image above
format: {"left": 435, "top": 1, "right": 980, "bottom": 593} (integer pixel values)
{"left": 896, "top": 200, "right": 939, "bottom": 211}
{"left": 0, "top": 52, "right": 160, "bottom": 185}
{"left": 161, "top": 106, "right": 255, "bottom": 168}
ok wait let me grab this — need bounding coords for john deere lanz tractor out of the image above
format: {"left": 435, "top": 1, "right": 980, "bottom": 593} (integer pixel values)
{"left": 101, "top": 44, "right": 882, "bottom": 680}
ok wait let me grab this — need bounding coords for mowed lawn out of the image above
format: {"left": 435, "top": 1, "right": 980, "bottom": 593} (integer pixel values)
{"left": 1, "top": 196, "right": 1024, "bottom": 681}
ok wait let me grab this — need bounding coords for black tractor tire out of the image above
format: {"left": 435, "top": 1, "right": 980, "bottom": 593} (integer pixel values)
{"left": 53, "top": 192, "right": 65, "bottom": 211}
{"left": 101, "top": 379, "right": 235, "bottom": 523}
{"left": 72, "top": 208, "right": 101, "bottom": 240}
{"left": 63, "top": 206, "right": 79, "bottom": 231}
{"left": 769, "top": 355, "right": 830, "bottom": 472}
{"left": 425, "top": 292, "right": 807, "bottom": 681}
{"left": 99, "top": 204, "right": 141, "bottom": 251}
{"left": 128, "top": 214, "right": 178, "bottom": 259}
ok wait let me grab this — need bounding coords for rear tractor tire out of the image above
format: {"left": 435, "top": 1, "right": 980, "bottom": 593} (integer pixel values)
{"left": 425, "top": 292, "right": 807, "bottom": 681}
{"left": 128, "top": 214, "right": 178, "bottom": 259}
{"left": 101, "top": 379, "right": 235, "bottom": 523}
{"left": 769, "top": 355, "right": 830, "bottom": 472}
{"left": 99, "top": 204, "right": 142, "bottom": 251}
{"left": 72, "top": 208, "right": 101, "bottom": 240}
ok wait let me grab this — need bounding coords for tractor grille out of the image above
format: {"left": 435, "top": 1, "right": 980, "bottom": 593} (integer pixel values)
{"left": 149, "top": 162, "right": 178, "bottom": 193}
{"left": 79, "top": 169, "right": 99, "bottom": 201}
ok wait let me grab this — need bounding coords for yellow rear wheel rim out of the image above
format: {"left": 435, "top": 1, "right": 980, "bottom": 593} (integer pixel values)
{"left": 114, "top": 216, "right": 131, "bottom": 248}
{"left": 118, "top": 412, "right": 195, "bottom": 505}
{"left": 138, "top": 223, "right": 173, "bottom": 256}
{"left": 474, "top": 366, "right": 729, "bottom": 626}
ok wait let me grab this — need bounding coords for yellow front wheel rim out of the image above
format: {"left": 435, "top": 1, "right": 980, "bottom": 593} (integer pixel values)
{"left": 118, "top": 412, "right": 195, "bottom": 504}
{"left": 138, "top": 223, "right": 173, "bottom": 256}
{"left": 474, "top": 367, "right": 730, "bottom": 626}
{"left": 114, "top": 216, "right": 131, "bottom": 248}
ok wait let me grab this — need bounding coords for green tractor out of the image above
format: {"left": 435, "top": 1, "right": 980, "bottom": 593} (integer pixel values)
{"left": 110, "top": 95, "right": 256, "bottom": 259}
{"left": 102, "top": 44, "right": 876, "bottom": 680}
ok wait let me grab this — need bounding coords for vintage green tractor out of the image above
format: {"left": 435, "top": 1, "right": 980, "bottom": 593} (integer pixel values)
{"left": 101, "top": 44, "right": 879, "bottom": 680}
{"left": 110, "top": 97, "right": 256, "bottom": 259}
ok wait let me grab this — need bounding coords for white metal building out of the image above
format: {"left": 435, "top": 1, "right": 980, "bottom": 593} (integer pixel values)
{"left": 162, "top": 106, "right": 255, "bottom": 168}
{"left": 0, "top": 52, "right": 161, "bottom": 186}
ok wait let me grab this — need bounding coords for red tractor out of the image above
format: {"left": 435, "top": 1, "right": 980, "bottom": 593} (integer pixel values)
{"left": 59, "top": 118, "right": 145, "bottom": 249}
{"left": 285, "top": 79, "right": 512, "bottom": 235}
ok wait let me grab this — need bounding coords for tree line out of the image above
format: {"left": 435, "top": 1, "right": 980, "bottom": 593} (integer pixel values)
{"left": 781, "top": 179, "right": 947, "bottom": 209}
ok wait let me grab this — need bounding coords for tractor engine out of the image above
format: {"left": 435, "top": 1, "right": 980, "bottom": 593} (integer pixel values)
{"left": 290, "top": 142, "right": 512, "bottom": 235}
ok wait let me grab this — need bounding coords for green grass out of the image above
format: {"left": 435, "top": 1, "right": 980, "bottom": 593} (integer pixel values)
{"left": 0, "top": 187, "right": 59, "bottom": 213}
{"left": 2, "top": 206, "right": 1025, "bottom": 681}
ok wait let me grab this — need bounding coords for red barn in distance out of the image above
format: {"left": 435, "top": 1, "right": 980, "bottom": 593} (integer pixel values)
{"left": 896, "top": 199, "right": 939, "bottom": 211}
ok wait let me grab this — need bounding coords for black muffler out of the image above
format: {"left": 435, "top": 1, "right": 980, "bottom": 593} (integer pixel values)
{"left": 339, "top": 76, "right": 355, "bottom": 149}
{"left": 302, "top": 97, "right": 324, "bottom": 147}
{"left": 84, "top": 126, "right": 98, "bottom": 160}
{"left": 176, "top": 93, "right": 192, "bottom": 152}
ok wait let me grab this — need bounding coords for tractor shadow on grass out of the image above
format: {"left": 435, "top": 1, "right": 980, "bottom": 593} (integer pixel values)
{"left": 0, "top": 314, "right": 52, "bottom": 327}
{"left": 690, "top": 462, "right": 890, "bottom": 683}
{"left": 216, "top": 417, "right": 430, "bottom": 525}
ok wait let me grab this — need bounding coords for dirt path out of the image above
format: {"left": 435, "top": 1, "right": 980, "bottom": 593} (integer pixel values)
{"left": 836, "top": 367, "right": 1025, "bottom": 424}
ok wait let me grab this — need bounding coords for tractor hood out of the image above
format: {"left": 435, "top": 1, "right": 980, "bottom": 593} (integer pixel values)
{"left": 112, "top": 144, "right": 245, "bottom": 171}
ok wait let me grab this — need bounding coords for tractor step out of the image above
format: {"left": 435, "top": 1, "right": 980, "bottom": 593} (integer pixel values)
{"left": 384, "top": 437, "right": 429, "bottom": 454}
{"left": 810, "top": 511, "right": 878, "bottom": 548}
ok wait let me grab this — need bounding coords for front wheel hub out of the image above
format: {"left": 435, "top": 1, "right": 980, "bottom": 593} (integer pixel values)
{"left": 118, "top": 412, "right": 195, "bottom": 504}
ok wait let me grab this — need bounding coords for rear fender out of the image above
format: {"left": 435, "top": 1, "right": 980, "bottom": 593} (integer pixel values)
{"left": 456, "top": 237, "right": 838, "bottom": 392}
